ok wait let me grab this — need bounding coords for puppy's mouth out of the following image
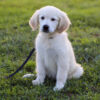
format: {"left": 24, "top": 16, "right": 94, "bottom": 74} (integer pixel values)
{"left": 42, "top": 29, "right": 49, "bottom": 33}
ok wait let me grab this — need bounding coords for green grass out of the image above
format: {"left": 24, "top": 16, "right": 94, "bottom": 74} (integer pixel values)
{"left": 0, "top": 0, "right": 100, "bottom": 99}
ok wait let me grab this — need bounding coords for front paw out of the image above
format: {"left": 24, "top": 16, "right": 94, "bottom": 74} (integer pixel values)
{"left": 32, "top": 78, "right": 44, "bottom": 85}
{"left": 53, "top": 83, "right": 64, "bottom": 91}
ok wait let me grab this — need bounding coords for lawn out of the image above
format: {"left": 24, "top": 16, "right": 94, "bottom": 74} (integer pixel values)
{"left": 0, "top": 0, "right": 100, "bottom": 99}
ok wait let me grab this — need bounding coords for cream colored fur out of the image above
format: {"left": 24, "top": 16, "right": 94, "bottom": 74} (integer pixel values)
{"left": 24, "top": 6, "right": 84, "bottom": 91}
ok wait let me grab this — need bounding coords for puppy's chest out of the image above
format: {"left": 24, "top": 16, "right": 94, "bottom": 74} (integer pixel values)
{"left": 45, "top": 48, "right": 57, "bottom": 60}
{"left": 44, "top": 46, "right": 57, "bottom": 64}
{"left": 44, "top": 48, "right": 57, "bottom": 77}
{"left": 43, "top": 40, "right": 58, "bottom": 67}
{"left": 37, "top": 37, "right": 59, "bottom": 64}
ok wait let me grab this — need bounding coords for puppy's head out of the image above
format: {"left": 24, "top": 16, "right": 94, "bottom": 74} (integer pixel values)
{"left": 29, "top": 6, "right": 71, "bottom": 34}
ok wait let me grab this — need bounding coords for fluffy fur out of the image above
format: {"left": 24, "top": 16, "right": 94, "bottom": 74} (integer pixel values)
{"left": 25, "top": 6, "right": 84, "bottom": 91}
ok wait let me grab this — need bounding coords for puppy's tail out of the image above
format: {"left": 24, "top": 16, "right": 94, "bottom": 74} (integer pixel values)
{"left": 72, "top": 64, "right": 84, "bottom": 79}
{"left": 23, "top": 74, "right": 34, "bottom": 78}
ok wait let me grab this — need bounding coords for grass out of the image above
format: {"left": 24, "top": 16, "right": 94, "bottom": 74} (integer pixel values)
{"left": 0, "top": 0, "right": 100, "bottom": 99}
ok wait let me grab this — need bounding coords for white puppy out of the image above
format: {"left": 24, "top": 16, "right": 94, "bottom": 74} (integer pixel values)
{"left": 28, "top": 6, "right": 83, "bottom": 91}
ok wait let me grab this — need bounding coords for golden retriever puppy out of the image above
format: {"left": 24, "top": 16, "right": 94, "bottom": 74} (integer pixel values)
{"left": 28, "top": 6, "right": 83, "bottom": 91}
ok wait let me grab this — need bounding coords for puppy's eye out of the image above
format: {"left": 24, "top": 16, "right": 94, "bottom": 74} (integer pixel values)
{"left": 41, "top": 16, "right": 45, "bottom": 20}
{"left": 51, "top": 18, "right": 55, "bottom": 21}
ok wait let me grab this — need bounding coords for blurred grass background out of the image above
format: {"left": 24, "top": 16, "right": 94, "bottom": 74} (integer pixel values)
{"left": 0, "top": 0, "right": 100, "bottom": 99}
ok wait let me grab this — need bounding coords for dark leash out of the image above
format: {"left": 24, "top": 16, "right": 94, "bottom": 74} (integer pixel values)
{"left": 5, "top": 48, "right": 35, "bottom": 79}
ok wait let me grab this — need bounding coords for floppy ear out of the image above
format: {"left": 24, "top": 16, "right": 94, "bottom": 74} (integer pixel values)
{"left": 29, "top": 10, "right": 39, "bottom": 31}
{"left": 57, "top": 12, "right": 71, "bottom": 33}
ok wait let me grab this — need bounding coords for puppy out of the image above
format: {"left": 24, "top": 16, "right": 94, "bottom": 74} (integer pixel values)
{"left": 28, "top": 6, "right": 84, "bottom": 91}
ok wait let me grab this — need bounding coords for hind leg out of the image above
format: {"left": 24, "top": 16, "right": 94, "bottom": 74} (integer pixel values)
{"left": 68, "top": 64, "right": 84, "bottom": 79}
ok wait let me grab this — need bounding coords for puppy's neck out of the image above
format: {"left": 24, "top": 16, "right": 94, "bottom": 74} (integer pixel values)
{"left": 40, "top": 32, "right": 58, "bottom": 39}
{"left": 48, "top": 37, "right": 53, "bottom": 39}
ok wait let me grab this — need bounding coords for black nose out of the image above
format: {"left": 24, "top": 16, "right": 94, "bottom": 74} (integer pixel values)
{"left": 43, "top": 25, "right": 49, "bottom": 32}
